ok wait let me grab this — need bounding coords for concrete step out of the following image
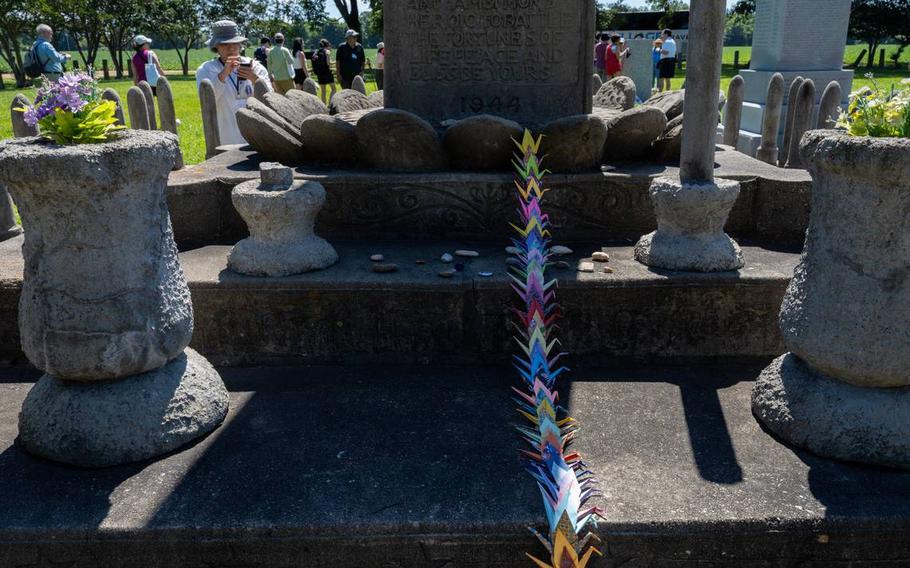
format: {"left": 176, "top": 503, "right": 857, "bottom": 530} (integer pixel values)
{"left": 0, "top": 238, "right": 799, "bottom": 366}
{"left": 1, "top": 360, "right": 908, "bottom": 567}
{"left": 168, "top": 147, "right": 812, "bottom": 249}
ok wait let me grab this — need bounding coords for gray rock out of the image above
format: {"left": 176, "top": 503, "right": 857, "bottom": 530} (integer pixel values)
{"left": 665, "top": 113, "right": 684, "bottom": 132}
{"left": 752, "top": 353, "right": 910, "bottom": 470}
{"left": 11, "top": 94, "right": 38, "bottom": 137}
{"left": 757, "top": 73, "right": 785, "bottom": 165}
{"left": 101, "top": 88, "right": 126, "bottom": 126}
{"left": 593, "top": 76, "right": 636, "bottom": 111}
{"left": 643, "top": 89, "right": 685, "bottom": 120}
{"left": 351, "top": 75, "right": 368, "bottom": 95}
{"left": 236, "top": 109, "right": 304, "bottom": 166}
{"left": 442, "top": 114, "right": 523, "bottom": 170}
{"left": 228, "top": 164, "right": 337, "bottom": 277}
{"left": 592, "top": 73, "right": 603, "bottom": 93}
{"left": 286, "top": 89, "right": 329, "bottom": 116}
{"left": 17, "top": 348, "right": 229, "bottom": 468}
{"left": 302, "top": 77, "right": 319, "bottom": 96}
{"left": 127, "top": 86, "right": 150, "bottom": 130}
{"left": 299, "top": 114, "right": 359, "bottom": 166}
{"left": 198, "top": 79, "right": 221, "bottom": 159}
{"left": 253, "top": 79, "right": 270, "bottom": 103}
{"left": 782, "top": 131, "right": 910, "bottom": 387}
{"left": 634, "top": 177, "right": 744, "bottom": 272}
{"left": 356, "top": 109, "right": 447, "bottom": 172}
{"left": 330, "top": 89, "right": 373, "bottom": 114}
{"left": 246, "top": 98, "right": 299, "bottom": 138}
{"left": 652, "top": 123, "right": 683, "bottom": 162}
{"left": 335, "top": 109, "right": 378, "bottom": 126}
{"left": 0, "top": 130, "right": 191, "bottom": 380}
{"left": 784, "top": 79, "right": 815, "bottom": 169}
{"left": 137, "top": 81, "right": 157, "bottom": 130}
{"left": 263, "top": 92, "right": 310, "bottom": 130}
{"left": 540, "top": 114, "right": 608, "bottom": 172}
{"left": 603, "top": 106, "right": 668, "bottom": 162}
{"left": 155, "top": 78, "right": 183, "bottom": 169}
{"left": 367, "top": 90, "right": 384, "bottom": 108}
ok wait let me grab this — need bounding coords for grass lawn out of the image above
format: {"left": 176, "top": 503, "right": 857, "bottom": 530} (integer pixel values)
{"left": 1, "top": 44, "right": 907, "bottom": 166}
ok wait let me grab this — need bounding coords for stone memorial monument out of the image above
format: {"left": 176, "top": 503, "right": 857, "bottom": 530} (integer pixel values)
{"left": 624, "top": 38, "right": 655, "bottom": 103}
{"left": 384, "top": 0, "right": 594, "bottom": 126}
{"left": 735, "top": 0, "right": 853, "bottom": 156}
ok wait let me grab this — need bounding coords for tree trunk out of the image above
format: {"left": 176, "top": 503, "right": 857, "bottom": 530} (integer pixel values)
{"left": 333, "top": 0, "right": 361, "bottom": 33}
{"left": 866, "top": 41, "right": 878, "bottom": 68}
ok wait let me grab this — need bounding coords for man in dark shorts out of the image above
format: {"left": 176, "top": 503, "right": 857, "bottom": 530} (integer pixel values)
{"left": 658, "top": 28, "right": 677, "bottom": 92}
{"left": 336, "top": 29, "right": 365, "bottom": 89}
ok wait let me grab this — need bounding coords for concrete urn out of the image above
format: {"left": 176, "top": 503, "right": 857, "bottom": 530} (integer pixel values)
{"left": 0, "top": 130, "right": 229, "bottom": 467}
{"left": 752, "top": 130, "right": 910, "bottom": 469}
{"left": 228, "top": 163, "right": 338, "bottom": 277}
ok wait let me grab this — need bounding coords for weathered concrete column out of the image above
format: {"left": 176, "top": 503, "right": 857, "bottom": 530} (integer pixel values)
{"left": 127, "top": 86, "right": 151, "bottom": 130}
{"left": 722, "top": 75, "right": 744, "bottom": 148}
{"left": 0, "top": 130, "right": 229, "bottom": 467}
{"left": 199, "top": 79, "right": 221, "bottom": 160}
{"left": 11, "top": 94, "right": 38, "bottom": 138}
{"left": 756, "top": 73, "right": 785, "bottom": 165}
{"left": 228, "top": 163, "right": 338, "bottom": 277}
{"left": 816, "top": 80, "right": 843, "bottom": 129}
{"left": 753, "top": 130, "right": 910, "bottom": 469}
{"left": 155, "top": 77, "right": 184, "bottom": 170}
{"left": 138, "top": 80, "right": 158, "bottom": 130}
{"left": 101, "top": 88, "right": 126, "bottom": 126}
{"left": 784, "top": 79, "right": 815, "bottom": 169}
{"left": 634, "top": 0, "right": 743, "bottom": 273}
{"left": 779, "top": 76, "right": 804, "bottom": 167}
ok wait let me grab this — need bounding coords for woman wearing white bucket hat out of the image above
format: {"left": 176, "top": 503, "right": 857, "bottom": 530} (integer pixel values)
{"left": 131, "top": 35, "right": 165, "bottom": 94}
{"left": 195, "top": 20, "right": 272, "bottom": 145}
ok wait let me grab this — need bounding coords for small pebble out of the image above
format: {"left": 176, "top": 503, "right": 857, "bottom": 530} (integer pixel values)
{"left": 603, "top": 266, "right": 614, "bottom": 274}
{"left": 372, "top": 263, "right": 399, "bottom": 274}
{"left": 370, "top": 254, "right": 384, "bottom": 262}
{"left": 578, "top": 261, "right": 595, "bottom": 273}
{"left": 505, "top": 246, "right": 521, "bottom": 255}
{"left": 550, "top": 245, "right": 573, "bottom": 256}
{"left": 441, "top": 253, "right": 454, "bottom": 263}
{"left": 555, "top": 261, "right": 571, "bottom": 270}
{"left": 415, "top": 259, "right": 426, "bottom": 265}
{"left": 438, "top": 269, "right": 456, "bottom": 279}
{"left": 479, "top": 272, "right": 493, "bottom": 277}
{"left": 506, "top": 257, "right": 522, "bottom": 267}
{"left": 455, "top": 250, "right": 480, "bottom": 258}
{"left": 592, "top": 251, "right": 610, "bottom": 262}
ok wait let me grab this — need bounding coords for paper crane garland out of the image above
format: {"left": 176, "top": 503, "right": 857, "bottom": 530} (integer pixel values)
{"left": 511, "top": 131, "right": 605, "bottom": 568}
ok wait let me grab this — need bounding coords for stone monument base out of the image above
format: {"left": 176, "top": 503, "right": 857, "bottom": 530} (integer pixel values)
{"left": 228, "top": 236, "right": 338, "bottom": 277}
{"left": 753, "top": 353, "right": 910, "bottom": 470}
{"left": 0, "top": 225, "right": 22, "bottom": 242}
{"left": 18, "top": 348, "right": 229, "bottom": 468}
{"left": 634, "top": 177, "right": 745, "bottom": 272}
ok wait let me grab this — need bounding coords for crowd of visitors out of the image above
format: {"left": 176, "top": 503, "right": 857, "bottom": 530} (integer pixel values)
{"left": 594, "top": 28, "right": 678, "bottom": 93}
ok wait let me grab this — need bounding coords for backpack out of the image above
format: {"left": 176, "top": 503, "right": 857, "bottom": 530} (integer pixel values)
{"left": 23, "top": 43, "right": 47, "bottom": 79}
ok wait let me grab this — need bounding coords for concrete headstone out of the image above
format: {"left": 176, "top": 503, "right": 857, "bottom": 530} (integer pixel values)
{"left": 11, "top": 94, "right": 38, "bottom": 138}
{"left": 198, "top": 79, "right": 221, "bottom": 159}
{"left": 101, "top": 88, "right": 126, "bottom": 126}
{"left": 137, "top": 81, "right": 157, "bottom": 130}
{"left": 384, "top": 0, "right": 594, "bottom": 126}
{"left": 127, "top": 86, "right": 150, "bottom": 130}
{"left": 625, "top": 38, "right": 655, "bottom": 102}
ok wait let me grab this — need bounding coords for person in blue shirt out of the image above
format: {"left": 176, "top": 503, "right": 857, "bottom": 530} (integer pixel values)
{"left": 651, "top": 38, "right": 663, "bottom": 92}
{"left": 31, "top": 24, "right": 71, "bottom": 82}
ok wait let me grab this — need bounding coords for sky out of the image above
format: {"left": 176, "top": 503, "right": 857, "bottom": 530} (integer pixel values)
{"left": 325, "top": 0, "right": 738, "bottom": 17}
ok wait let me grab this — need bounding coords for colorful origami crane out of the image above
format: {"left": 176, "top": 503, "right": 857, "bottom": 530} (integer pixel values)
{"left": 511, "top": 131, "right": 605, "bottom": 568}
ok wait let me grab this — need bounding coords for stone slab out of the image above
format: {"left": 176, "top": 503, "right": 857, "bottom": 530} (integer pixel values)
{"left": 0, "top": 237, "right": 799, "bottom": 366}
{"left": 625, "top": 38, "right": 654, "bottom": 103}
{"left": 750, "top": 0, "right": 852, "bottom": 72}
{"left": 166, "top": 147, "right": 813, "bottom": 248}
{"left": 1, "top": 361, "right": 909, "bottom": 566}
{"left": 384, "top": 0, "right": 594, "bottom": 126}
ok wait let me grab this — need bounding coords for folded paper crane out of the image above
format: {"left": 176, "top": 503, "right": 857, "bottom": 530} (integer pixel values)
{"left": 511, "top": 131, "right": 605, "bottom": 568}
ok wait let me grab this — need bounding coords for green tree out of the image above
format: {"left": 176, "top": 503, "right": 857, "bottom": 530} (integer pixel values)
{"left": 0, "top": 0, "right": 37, "bottom": 86}
{"left": 849, "top": 0, "right": 909, "bottom": 68}
{"left": 36, "top": 0, "right": 107, "bottom": 69}
{"left": 366, "top": 0, "right": 382, "bottom": 38}
{"left": 646, "top": 0, "right": 688, "bottom": 30}
{"left": 101, "top": 0, "right": 142, "bottom": 78}
{"left": 595, "top": 1, "right": 637, "bottom": 32}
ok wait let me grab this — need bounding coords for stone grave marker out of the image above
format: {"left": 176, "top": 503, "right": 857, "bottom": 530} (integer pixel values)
{"left": 384, "top": 0, "right": 594, "bottom": 126}
{"left": 624, "top": 38, "right": 655, "bottom": 102}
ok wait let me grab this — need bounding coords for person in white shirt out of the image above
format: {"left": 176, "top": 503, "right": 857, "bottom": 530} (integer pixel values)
{"left": 657, "top": 28, "right": 678, "bottom": 93}
{"left": 196, "top": 20, "right": 271, "bottom": 146}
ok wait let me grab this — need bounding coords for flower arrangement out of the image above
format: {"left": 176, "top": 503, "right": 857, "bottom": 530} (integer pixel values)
{"left": 17, "top": 72, "right": 123, "bottom": 144}
{"left": 837, "top": 75, "right": 910, "bottom": 138}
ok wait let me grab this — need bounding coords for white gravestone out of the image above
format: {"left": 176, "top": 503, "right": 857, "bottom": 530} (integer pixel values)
{"left": 625, "top": 39, "right": 656, "bottom": 102}
{"left": 733, "top": 0, "right": 853, "bottom": 157}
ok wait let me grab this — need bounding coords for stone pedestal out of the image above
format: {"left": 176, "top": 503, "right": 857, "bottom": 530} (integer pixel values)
{"left": 737, "top": 0, "right": 854, "bottom": 157}
{"left": 625, "top": 39, "right": 655, "bottom": 102}
{"left": 229, "top": 163, "right": 338, "bottom": 277}
{"left": 634, "top": 177, "right": 744, "bottom": 272}
{"left": 0, "top": 130, "right": 228, "bottom": 467}
{"left": 753, "top": 131, "right": 910, "bottom": 469}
